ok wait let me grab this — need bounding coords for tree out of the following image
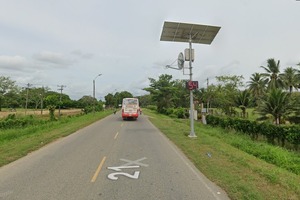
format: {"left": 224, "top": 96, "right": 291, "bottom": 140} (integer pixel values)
{"left": 194, "top": 88, "right": 206, "bottom": 105}
{"left": 256, "top": 89, "right": 292, "bottom": 125}
{"left": 214, "top": 75, "right": 244, "bottom": 116}
{"left": 77, "top": 95, "right": 103, "bottom": 113}
{"left": 27, "top": 87, "right": 49, "bottom": 110}
{"left": 143, "top": 74, "right": 177, "bottom": 114}
{"left": 173, "top": 80, "right": 189, "bottom": 108}
{"left": 260, "top": 58, "right": 285, "bottom": 90}
{"left": 105, "top": 93, "right": 115, "bottom": 108}
{"left": 247, "top": 73, "right": 267, "bottom": 105}
{"left": 280, "top": 67, "right": 298, "bottom": 93}
{"left": 0, "top": 76, "right": 19, "bottom": 111}
{"left": 287, "top": 92, "right": 300, "bottom": 123}
{"left": 44, "top": 94, "right": 60, "bottom": 107}
{"left": 234, "top": 89, "right": 252, "bottom": 118}
{"left": 138, "top": 94, "right": 152, "bottom": 107}
{"left": 78, "top": 96, "right": 95, "bottom": 108}
{"left": 113, "top": 91, "right": 133, "bottom": 108}
{"left": 5, "top": 91, "right": 21, "bottom": 109}
{"left": 216, "top": 75, "right": 245, "bottom": 88}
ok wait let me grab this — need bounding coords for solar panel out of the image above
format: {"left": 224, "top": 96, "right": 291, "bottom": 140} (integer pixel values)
{"left": 160, "top": 21, "right": 221, "bottom": 45}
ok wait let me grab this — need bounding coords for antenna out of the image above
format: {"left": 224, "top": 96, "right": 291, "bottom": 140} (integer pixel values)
{"left": 177, "top": 52, "right": 184, "bottom": 69}
{"left": 165, "top": 52, "right": 185, "bottom": 70}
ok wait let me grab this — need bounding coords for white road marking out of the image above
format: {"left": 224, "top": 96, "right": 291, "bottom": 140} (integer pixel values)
{"left": 107, "top": 158, "right": 148, "bottom": 181}
{"left": 107, "top": 165, "right": 139, "bottom": 172}
{"left": 108, "top": 171, "right": 140, "bottom": 180}
{"left": 120, "top": 157, "right": 149, "bottom": 167}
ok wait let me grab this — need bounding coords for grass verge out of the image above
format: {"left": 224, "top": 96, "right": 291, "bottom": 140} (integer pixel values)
{"left": 0, "top": 110, "right": 112, "bottom": 167}
{"left": 144, "top": 109, "right": 300, "bottom": 200}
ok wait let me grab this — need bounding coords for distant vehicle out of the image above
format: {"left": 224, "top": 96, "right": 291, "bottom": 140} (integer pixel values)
{"left": 122, "top": 98, "right": 139, "bottom": 120}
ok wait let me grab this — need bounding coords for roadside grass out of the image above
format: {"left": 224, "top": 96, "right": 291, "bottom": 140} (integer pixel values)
{"left": 0, "top": 110, "right": 112, "bottom": 167}
{"left": 144, "top": 109, "right": 300, "bottom": 200}
{"left": 0, "top": 108, "right": 82, "bottom": 119}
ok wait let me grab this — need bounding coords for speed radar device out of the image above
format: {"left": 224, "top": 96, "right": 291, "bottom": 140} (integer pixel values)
{"left": 186, "top": 81, "right": 199, "bottom": 90}
{"left": 160, "top": 21, "right": 220, "bottom": 138}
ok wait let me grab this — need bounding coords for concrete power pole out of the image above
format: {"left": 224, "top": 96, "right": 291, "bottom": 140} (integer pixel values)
{"left": 57, "top": 85, "right": 66, "bottom": 118}
{"left": 25, "top": 83, "right": 32, "bottom": 115}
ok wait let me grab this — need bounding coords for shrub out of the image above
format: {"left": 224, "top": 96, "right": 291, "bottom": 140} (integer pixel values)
{"left": 146, "top": 105, "right": 157, "bottom": 111}
{"left": 206, "top": 115, "right": 300, "bottom": 148}
{"left": 165, "top": 108, "right": 174, "bottom": 116}
{"left": 174, "top": 107, "right": 188, "bottom": 119}
{"left": 0, "top": 115, "right": 42, "bottom": 129}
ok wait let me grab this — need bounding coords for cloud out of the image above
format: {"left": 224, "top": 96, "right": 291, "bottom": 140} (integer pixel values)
{"left": 33, "top": 51, "right": 75, "bottom": 66}
{"left": 70, "top": 50, "right": 94, "bottom": 59}
{"left": 0, "top": 55, "right": 28, "bottom": 70}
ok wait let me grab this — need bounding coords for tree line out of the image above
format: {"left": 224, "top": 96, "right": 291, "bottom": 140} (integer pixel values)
{"left": 143, "top": 58, "right": 300, "bottom": 125}
{"left": 2, "top": 57, "right": 300, "bottom": 124}
{"left": 0, "top": 76, "right": 134, "bottom": 114}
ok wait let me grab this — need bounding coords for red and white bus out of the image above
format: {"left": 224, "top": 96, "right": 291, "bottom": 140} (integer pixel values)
{"left": 121, "top": 98, "right": 139, "bottom": 120}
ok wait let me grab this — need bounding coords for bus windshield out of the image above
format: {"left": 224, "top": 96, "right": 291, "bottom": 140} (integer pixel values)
{"left": 122, "top": 98, "right": 139, "bottom": 120}
{"left": 123, "top": 99, "right": 138, "bottom": 107}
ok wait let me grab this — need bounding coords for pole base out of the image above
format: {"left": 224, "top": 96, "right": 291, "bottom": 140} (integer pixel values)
{"left": 188, "top": 134, "right": 197, "bottom": 138}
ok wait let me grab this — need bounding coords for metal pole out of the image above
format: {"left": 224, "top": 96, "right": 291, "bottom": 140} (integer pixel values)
{"left": 93, "top": 74, "right": 102, "bottom": 113}
{"left": 189, "top": 35, "right": 196, "bottom": 137}
{"left": 25, "top": 83, "right": 31, "bottom": 115}
{"left": 40, "top": 87, "right": 44, "bottom": 115}
{"left": 57, "top": 85, "right": 66, "bottom": 118}
{"left": 93, "top": 74, "right": 102, "bottom": 99}
{"left": 93, "top": 79, "right": 95, "bottom": 99}
{"left": 25, "top": 86, "right": 29, "bottom": 115}
{"left": 59, "top": 88, "right": 62, "bottom": 117}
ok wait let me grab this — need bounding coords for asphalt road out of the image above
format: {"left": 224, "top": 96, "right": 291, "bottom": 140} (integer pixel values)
{"left": 0, "top": 113, "right": 230, "bottom": 200}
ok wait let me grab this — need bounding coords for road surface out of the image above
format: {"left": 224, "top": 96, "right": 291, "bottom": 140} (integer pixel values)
{"left": 0, "top": 113, "right": 229, "bottom": 200}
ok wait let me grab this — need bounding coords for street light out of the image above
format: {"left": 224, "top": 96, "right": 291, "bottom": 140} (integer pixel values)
{"left": 93, "top": 74, "right": 102, "bottom": 99}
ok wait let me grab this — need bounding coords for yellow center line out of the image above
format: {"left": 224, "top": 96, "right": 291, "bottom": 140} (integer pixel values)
{"left": 114, "top": 132, "right": 119, "bottom": 139}
{"left": 91, "top": 156, "right": 106, "bottom": 183}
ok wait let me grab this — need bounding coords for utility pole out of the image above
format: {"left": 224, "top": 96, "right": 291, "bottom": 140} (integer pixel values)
{"left": 40, "top": 86, "right": 45, "bottom": 115}
{"left": 188, "top": 34, "right": 196, "bottom": 137}
{"left": 207, "top": 78, "right": 209, "bottom": 113}
{"left": 93, "top": 74, "right": 102, "bottom": 113}
{"left": 57, "top": 85, "right": 66, "bottom": 118}
{"left": 25, "top": 83, "right": 32, "bottom": 115}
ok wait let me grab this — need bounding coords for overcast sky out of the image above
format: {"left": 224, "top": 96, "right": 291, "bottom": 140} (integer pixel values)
{"left": 1, "top": 0, "right": 300, "bottom": 100}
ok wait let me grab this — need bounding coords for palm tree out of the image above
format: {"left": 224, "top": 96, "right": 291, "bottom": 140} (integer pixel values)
{"left": 257, "top": 89, "right": 292, "bottom": 125}
{"left": 296, "top": 63, "right": 300, "bottom": 89}
{"left": 234, "top": 89, "right": 252, "bottom": 118}
{"left": 260, "top": 58, "right": 285, "bottom": 90}
{"left": 280, "top": 67, "right": 298, "bottom": 93}
{"left": 247, "top": 73, "right": 267, "bottom": 105}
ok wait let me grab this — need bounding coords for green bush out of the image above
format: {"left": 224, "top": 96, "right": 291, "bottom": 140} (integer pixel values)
{"left": 146, "top": 105, "right": 157, "bottom": 111}
{"left": 286, "top": 126, "right": 300, "bottom": 149}
{"left": 174, "top": 107, "right": 188, "bottom": 119}
{"left": 206, "top": 115, "right": 300, "bottom": 148}
{"left": 165, "top": 108, "right": 174, "bottom": 116}
{"left": 0, "top": 115, "right": 44, "bottom": 129}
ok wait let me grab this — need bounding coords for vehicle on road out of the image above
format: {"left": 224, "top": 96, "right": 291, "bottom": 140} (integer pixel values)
{"left": 122, "top": 98, "right": 139, "bottom": 120}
